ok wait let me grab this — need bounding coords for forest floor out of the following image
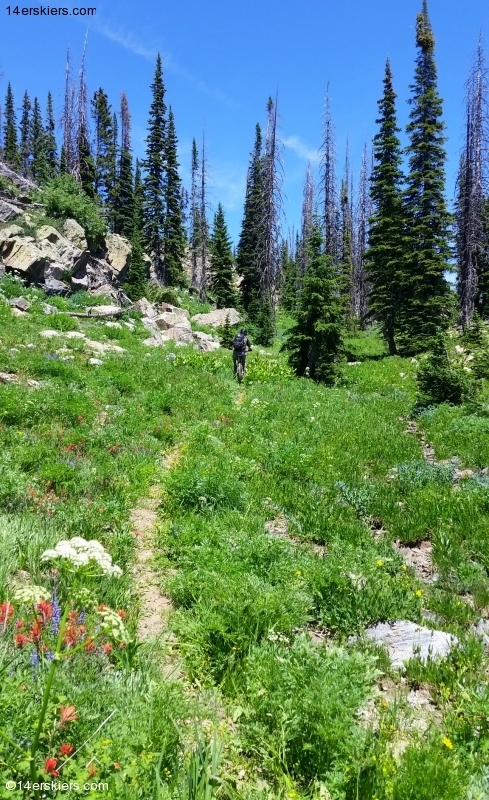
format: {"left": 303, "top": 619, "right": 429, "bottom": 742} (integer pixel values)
{"left": 0, "top": 276, "right": 488, "bottom": 799}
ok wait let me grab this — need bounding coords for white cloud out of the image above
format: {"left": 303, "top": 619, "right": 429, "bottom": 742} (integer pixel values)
{"left": 282, "top": 135, "right": 320, "bottom": 163}
{"left": 91, "top": 21, "right": 239, "bottom": 107}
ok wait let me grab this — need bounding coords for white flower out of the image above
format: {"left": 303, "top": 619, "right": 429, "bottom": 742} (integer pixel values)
{"left": 40, "top": 537, "right": 122, "bottom": 577}
{"left": 98, "top": 607, "right": 130, "bottom": 643}
{"left": 454, "top": 345, "right": 465, "bottom": 355}
{"left": 13, "top": 585, "right": 51, "bottom": 604}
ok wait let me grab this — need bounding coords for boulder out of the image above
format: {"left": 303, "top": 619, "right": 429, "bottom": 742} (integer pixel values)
{"left": 44, "top": 263, "right": 70, "bottom": 282}
{"left": 71, "top": 275, "right": 89, "bottom": 291}
{"left": 154, "top": 311, "right": 192, "bottom": 330}
{"left": 161, "top": 324, "right": 193, "bottom": 343}
{"left": 141, "top": 316, "right": 160, "bottom": 334}
{"left": 191, "top": 308, "right": 241, "bottom": 328}
{"left": 0, "top": 198, "right": 22, "bottom": 223}
{"left": 133, "top": 297, "right": 157, "bottom": 318}
{"left": 9, "top": 296, "right": 30, "bottom": 311}
{"left": 11, "top": 307, "right": 26, "bottom": 317}
{"left": 89, "top": 358, "right": 103, "bottom": 366}
{"left": 44, "top": 278, "right": 70, "bottom": 295}
{"left": 41, "top": 303, "right": 58, "bottom": 315}
{"left": 1, "top": 238, "right": 47, "bottom": 278}
{"left": 104, "top": 233, "right": 131, "bottom": 277}
{"left": 160, "top": 302, "right": 190, "bottom": 318}
{"left": 62, "top": 218, "right": 88, "bottom": 250}
{"left": 36, "top": 225, "right": 88, "bottom": 276}
{"left": 0, "top": 224, "right": 23, "bottom": 246}
{"left": 87, "top": 305, "right": 121, "bottom": 316}
{"left": 364, "top": 621, "right": 458, "bottom": 670}
{"left": 193, "top": 331, "right": 221, "bottom": 352}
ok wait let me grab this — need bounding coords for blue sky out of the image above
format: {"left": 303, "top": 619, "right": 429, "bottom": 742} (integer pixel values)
{"left": 2, "top": 0, "right": 489, "bottom": 245}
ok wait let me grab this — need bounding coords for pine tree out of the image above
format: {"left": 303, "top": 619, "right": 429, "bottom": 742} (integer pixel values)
{"left": 339, "top": 146, "right": 354, "bottom": 317}
{"left": 297, "top": 162, "right": 314, "bottom": 277}
{"left": 209, "top": 203, "right": 237, "bottom": 308}
{"left": 3, "top": 83, "right": 19, "bottom": 169}
{"left": 19, "top": 91, "right": 32, "bottom": 177}
{"left": 91, "top": 89, "right": 115, "bottom": 205}
{"left": 31, "top": 97, "right": 48, "bottom": 183}
{"left": 366, "top": 59, "right": 405, "bottom": 355}
{"left": 198, "top": 133, "right": 210, "bottom": 301}
{"left": 45, "top": 92, "right": 58, "bottom": 178}
{"left": 279, "top": 238, "right": 299, "bottom": 312}
{"left": 401, "top": 0, "right": 450, "bottom": 353}
{"left": 142, "top": 53, "right": 167, "bottom": 282}
{"left": 189, "top": 138, "right": 202, "bottom": 291}
{"left": 163, "top": 108, "right": 186, "bottom": 286}
{"left": 114, "top": 92, "right": 134, "bottom": 238}
{"left": 353, "top": 143, "right": 370, "bottom": 322}
{"left": 124, "top": 160, "right": 148, "bottom": 300}
{"left": 236, "top": 124, "right": 265, "bottom": 311}
{"left": 282, "top": 222, "right": 344, "bottom": 383}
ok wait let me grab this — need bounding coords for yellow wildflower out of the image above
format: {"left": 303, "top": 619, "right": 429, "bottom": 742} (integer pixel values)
{"left": 415, "top": 589, "right": 423, "bottom": 597}
{"left": 376, "top": 559, "right": 384, "bottom": 567}
{"left": 442, "top": 736, "right": 454, "bottom": 750}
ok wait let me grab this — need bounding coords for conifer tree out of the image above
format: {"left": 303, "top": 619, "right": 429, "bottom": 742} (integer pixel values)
{"left": 401, "top": 0, "right": 450, "bottom": 352}
{"left": 142, "top": 53, "right": 167, "bottom": 282}
{"left": 353, "top": 143, "right": 370, "bottom": 322}
{"left": 320, "top": 84, "right": 339, "bottom": 261}
{"left": 279, "top": 238, "right": 299, "bottom": 312}
{"left": 124, "top": 160, "right": 147, "bottom": 299}
{"left": 339, "top": 147, "right": 354, "bottom": 317}
{"left": 198, "top": 133, "right": 210, "bottom": 301}
{"left": 190, "top": 138, "right": 202, "bottom": 291}
{"left": 236, "top": 124, "right": 265, "bottom": 310}
{"left": 114, "top": 92, "right": 134, "bottom": 238}
{"left": 92, "top": 89, "right": 115, "bottom": 206}
{"left": 3, "top": 83, "right": 19, "bottom": 169}
{"left": 297, "top": 162, "right": 314, "bottom": 277}
{"left": 45, "top": 92, "right": 58, "bottom": 179}
{"left": 282, "top": 222, "right": 344, "bottom": 383}
{"left": 366, "top": 59, "right": 405, "bottom": 355}
{"left": 163, "top": 107, "right": 186, "bottom": 286}
{"left": 19, "top": 91, "right": 32, "bottom": 177}
{"left": 31, "top": 97, "right": 48, "bottom": 183}
{"left": 209, "top": 203, "right": 237, "bottom": 308}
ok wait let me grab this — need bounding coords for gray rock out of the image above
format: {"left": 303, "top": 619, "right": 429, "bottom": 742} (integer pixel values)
{"left": 89, "top": 358, "right": 103, "bottom": 366}
{"left": 11, "top": 307, "right": 26, "bottom": 317}
{"left": 0, "top": 224, "right": 23, "bottom": 246}
{"left": 86, "top": 304, "right": 121, "bottom": 316}
{"left": 1, "top": 238, "right": 47, "bottom": 277}
{"left": 133, "top": 297, "right": 157, "bottom": 318}
{"left": 154, "top": 311, "right": 192, "bottom": 330}
{"left": 364, "top": 620, "right": 458, "bottom": 669}
{"left": 191, "top": 308, "right": 241, "bottom": 328}
{"left": 43, "top": 278, "right": 70, "bottom": 295}
{"left": 44, "top": 263, "right": 70, "bottom": 282}
{"left": 9, "top": 296, "right": 30, "bottom": 311}
{"left": 473, "top": 619, "right": 489, "bottom": 645}
{"left": 41, "top": 303, "right": 58, "bottom": 315}
{"left": 62, "top": 219, "right": 87, "bottom": 250}
{"left": 0, "top": 198, "right": 22, "bottom": 223}
{"left": 39, "top": 330, "right": 62, "bottom": 338}
{"left": 104, "top": 233, "right": 131, "bottom": 277}
{"left": 71, "top": 275, "right": 89, "bottom": 291}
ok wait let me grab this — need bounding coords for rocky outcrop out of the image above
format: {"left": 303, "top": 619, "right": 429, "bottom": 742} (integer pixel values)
{"left": 104, "top": 233, "right": 131, "bottom": 278}
{"left": 191, "top": 308, "right": 241, "bottom": 327}
{"left": 364, "top": 621, "right": 458, "bottom": 670}
{"left": 1, "top": 237, "right": 47, "bottom": 278}
{"left": 62, "top": 218, "right": 87, "bottom": 250}
{"left": 0, "top": 198, "right": 22, "bottom": 223}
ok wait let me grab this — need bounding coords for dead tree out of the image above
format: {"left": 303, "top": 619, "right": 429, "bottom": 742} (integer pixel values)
{"left": 61, "top": 49, "right": 77, "bottom": 175}
{"left": 353, "top": 143, "right": 371, "bottom": 322}
{"left": 199, "top": 132, "right": 210, "bottom": 302}
{"left": 297, "top": 162, "right": 315, "bottom": 277}
{"left": 456, "top": 38, "right": 489, "bottom": 327}
{"left": 260, "top": 95, "right": 283, "bottom": 310}
{"left": 320, "top": 84, "right": 339, "bottom": 262}
{"left": 340, "top": 142, "right": 355, "bottom": 316}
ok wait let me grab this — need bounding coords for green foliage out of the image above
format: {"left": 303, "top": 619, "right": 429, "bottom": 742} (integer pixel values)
{"left": 35, "top": 174, "right": 106, "bottom": 250}
{"left": 217, "top": 314, "right": 236, "bottom": 349}
{"left": 143, "top": 53, "right": 167, "bottom": 281}
{"left": 48, "top": 313, "right": 79, "bottom": 332}
{"left": 282, "top": 223, "right": 344, "bottom": 383}
{"left": 236, "top": 124, "right": 265, "bottom": 312}
{"left": 238, "top": 638, "right": 376, "bottom": 782}
{"left": 416, "top": 334, "right": 474, "bottom": 406}
{"left": 3, "top": 82, "right": 20, "bottom": 169}
{"left": 163, "top": 108, "right": 187, "bottom": 287}
{"left": 209, "top": 204, "right": 238, "bottom": 308}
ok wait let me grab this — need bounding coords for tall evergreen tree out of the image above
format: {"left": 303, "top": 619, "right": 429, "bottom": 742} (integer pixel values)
{"left": 282, "top": 222, "right": 344, "bottom": 383}
{"left": 163, "top": 108, "right": 186, "bottom": 286}
{"left": 189, "top": 138, "right": 202, "bottom": 291}
{"left": 321, "top": 84, "right": 339, "bottom": 262}
{"left": 31, "top": 97, "right": 48, "bottom": 183}
{"left": 401, "top": 0, "right": 450, "bottom": 352}
{"left": 209, "top": 203, "right": 237, "bottom": 308}
{"left": 114, "top": 92, "right": 134, "bottom": 238}
{"left": 236, "top": 124, "right": 265, "bottom": 311}
{"left": 366, "top": 59, "right": 405, "bottom": 355}
{"left": 297, "top": 162, "right": 315, "bottom": 277}
{"left": 142, "top": 53, "right": 167, "bottom": 282}
{"left": 339, "top": 146, "right": 354, "bottom": 317}
{"left": 19, "top": 91, "right": 32, "bottom": 177}
{"left": 279, "top": 238, "right": 299, "bottom": 312}
{"left": 124, "top": 160, "right": 148, "bottom": 299}
{"left": 3, "top": 83, "right": 19, "bottom": 169}
{"left": 91, "top": 89, "right": 115, "bottom": 206}
{"left": 45, "top": 92, "right": 58, "bottom": 179}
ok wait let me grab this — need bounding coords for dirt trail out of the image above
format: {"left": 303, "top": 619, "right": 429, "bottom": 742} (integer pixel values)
{"left": 131, "top": 447, "right": 182, "bottom": 643}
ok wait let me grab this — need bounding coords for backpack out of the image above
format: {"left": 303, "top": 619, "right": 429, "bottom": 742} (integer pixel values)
{"left": 232, "top": 333, "right": 246, "bottom": 352}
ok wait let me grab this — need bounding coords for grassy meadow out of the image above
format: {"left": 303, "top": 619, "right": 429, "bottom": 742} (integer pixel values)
{"left": 0, "top": 277, "right": 488, "bottom": 799}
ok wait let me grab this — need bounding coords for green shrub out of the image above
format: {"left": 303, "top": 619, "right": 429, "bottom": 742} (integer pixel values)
{"left": 144, "top": 285, "right": 180, "bottom": 305}
{"left": 34, "top": 174, "right": 106, "bottom": 250}
{"left": 48, "top": 313, "right": 79, "bottom": 331}
{"left": 239, "top": 636, "right": 376, "bottom": 782}
{"left": 416, "top": 334, "right": 474, "bottom": 406}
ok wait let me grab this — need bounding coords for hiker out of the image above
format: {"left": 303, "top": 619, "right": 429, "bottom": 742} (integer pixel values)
{"left": 232, "top": 328, "right": 252, "bottom": 375}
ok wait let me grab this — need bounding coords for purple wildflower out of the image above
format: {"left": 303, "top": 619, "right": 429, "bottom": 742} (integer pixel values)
{"left": 52, "top": 587, "right": 61, "bottom": 635}
{"left": 30, "top": 651, "right": 39, "bottom": 667}
{"left": 78, "top": 609, "right": 86, "bottom": 624}
{"left": 45, "top": 650, "right": 54, "bottom": 661}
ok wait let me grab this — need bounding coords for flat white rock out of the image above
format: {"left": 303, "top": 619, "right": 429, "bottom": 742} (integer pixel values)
{"left": 365, "top": 620, "right": 458, "bottom": 669}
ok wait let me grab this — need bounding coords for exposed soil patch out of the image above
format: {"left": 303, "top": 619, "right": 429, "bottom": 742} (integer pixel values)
{"left": 393, "top": 539, "right": 438, "bottom": 584}
{"left": 131, "top": 503, "right": 172, "bottom": 641}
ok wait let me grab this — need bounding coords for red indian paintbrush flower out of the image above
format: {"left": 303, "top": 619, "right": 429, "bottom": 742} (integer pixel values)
{"left": 45, "top": 757, "right": 59, "bottom": 777}
{"left": 60, "top": 743, "right": 74, "bottom": 756}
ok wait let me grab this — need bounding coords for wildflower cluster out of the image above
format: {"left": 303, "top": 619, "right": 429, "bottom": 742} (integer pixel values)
{"left": 98, "top": 606, "right": 130, "bottom": 644}
{"left": 41, "top": 537, "right": 123, "bottom": 577}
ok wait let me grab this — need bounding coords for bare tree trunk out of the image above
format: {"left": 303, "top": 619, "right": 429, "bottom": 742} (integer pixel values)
{"left": 190, "top": 138, "right": 201, "bottom": 291}
{"left": 260, "top": 95, "right": 283, "bottom": 310}
{"left": 353, "top": 143, "right": 370, "bottom": 322}
{"left": 62, "top": 49, "right": 76, "bottom": 175}
{"left": 320, "top": 84, "right": 339, "bottom": 262}
{"left": 457, "top": 38, "right": 489, "bottom": 328}
{"left": 199, "top": 132, "right": 209, "bottom": 303}
{"left": 298, "top": 161, "right": 314, "bottom": 276}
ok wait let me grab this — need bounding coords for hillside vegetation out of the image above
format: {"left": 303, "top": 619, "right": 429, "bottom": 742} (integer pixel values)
{"left": 1, "top": 275, "right": 489, "bottom": 800}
